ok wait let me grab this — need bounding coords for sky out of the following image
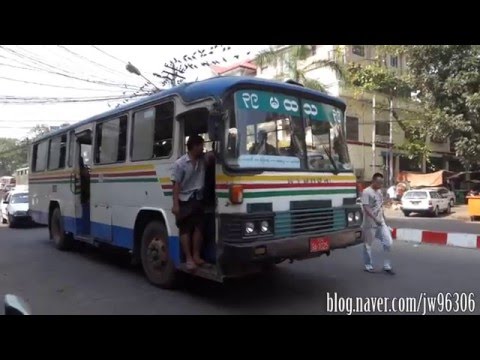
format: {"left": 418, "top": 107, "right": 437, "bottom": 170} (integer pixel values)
{"left": 0, "top": 45, "right": 268, "bottom": 139}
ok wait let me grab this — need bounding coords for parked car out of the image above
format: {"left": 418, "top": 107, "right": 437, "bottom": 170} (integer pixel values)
{"left": 1, "top": 190, "right": 30, "bottom": 228}
{"left": 401, "top": 189, "right": 452, "bottom": 217}
{"left": 421, "top": 186, "right": 456, "bottom": 207}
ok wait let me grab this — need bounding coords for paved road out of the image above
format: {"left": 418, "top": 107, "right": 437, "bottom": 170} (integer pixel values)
{"left": 386, "top": 209, "right": 480, "bottom": 234}
{"left": 1, "top": 224, "right": 479, "bottom": 315}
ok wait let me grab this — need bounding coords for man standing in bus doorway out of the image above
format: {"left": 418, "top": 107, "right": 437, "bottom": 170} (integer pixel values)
{"left": 361, "top": 173, "right": 395, "bottom": 275}
{"left": 171, "top": 135, "right": 211, "bottom": 271}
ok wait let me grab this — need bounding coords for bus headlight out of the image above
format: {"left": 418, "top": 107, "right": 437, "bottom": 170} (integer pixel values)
{"left": 260, "top": 220, "right": 270, "bottom": 233}
{"left": 355, "top": 211, "right": 361, "bottom": 222}
{"left": 244, "top": 222, "right": 256, "bottom": 235}
{"left": 347, "top": 212, "right": 354, "bottom": 223}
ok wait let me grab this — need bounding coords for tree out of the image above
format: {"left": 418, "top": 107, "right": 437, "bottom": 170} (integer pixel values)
{"left": 28, "top": 124, "right": 51, "bottom": 139}
{"left": 255, "top": 45, "right": 346, "bottom": 92}
{"left": 0, "top": 138, "right": 28, "bottom": 176}
{"left": 383, "top": 45, "right": 480, "bottom": 170}
{"left": 345, "top": 54, "right": 425, "bottom": 175}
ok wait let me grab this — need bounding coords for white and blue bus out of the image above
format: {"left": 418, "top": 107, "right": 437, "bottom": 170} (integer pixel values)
{"left": 29, "top": 76, "right": 363, "bottom": 288}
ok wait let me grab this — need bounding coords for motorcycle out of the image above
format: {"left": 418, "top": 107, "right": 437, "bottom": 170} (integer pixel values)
{"left": 4, "top": 294, "right": 31, "bottom": 315}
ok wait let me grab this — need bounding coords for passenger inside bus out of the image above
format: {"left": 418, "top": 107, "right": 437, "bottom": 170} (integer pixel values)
{"left": 249, "top": 129, "right": 279, "bottom": 156}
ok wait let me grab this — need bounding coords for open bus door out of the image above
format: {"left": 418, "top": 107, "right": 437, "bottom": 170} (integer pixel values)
{"left": 71, "top": 129, "right": 92, "bottom": 236}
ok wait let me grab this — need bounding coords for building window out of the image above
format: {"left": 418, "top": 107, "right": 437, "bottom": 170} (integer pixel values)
{"left": 94, "top": 116, "right": 128, "bottom": 164}
{"left": 449, "top": 159, "right": 463, "bottom": 172}
{"left": 311, "top": 45, "right": 317, "bottom": 56}
{"left": 132, "top": 102, "right": 174, "bottom": 161}
{"left": 427, "top": 156, "right": 443, "bottom": 172}
{"left": 399, "top": 156, "right": 422, "bottom": 172}
{"left": 390, "top": 55, "right": 399, "bottom": 68}
{"left": 431, "top": 135, "right": 446, "bottom": 144}
{"left": 375, "top": 121, "right": 390, "bottom": 137}
{"left": 352, "top": 45, "right": 365, "bottom": 57}
{"left": 346, "top": 116, "right": 359, "bottom": 141}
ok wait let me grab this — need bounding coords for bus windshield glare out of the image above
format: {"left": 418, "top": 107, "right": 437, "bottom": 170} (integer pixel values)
{"left": 225, "top": 89, "right": 352, "bottom": 172}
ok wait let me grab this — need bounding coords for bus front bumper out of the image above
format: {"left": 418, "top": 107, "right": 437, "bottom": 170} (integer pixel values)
{"left": 220, "top": 228, "right": 363, "bottom": 264}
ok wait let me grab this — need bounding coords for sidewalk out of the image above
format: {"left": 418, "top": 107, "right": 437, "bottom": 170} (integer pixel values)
{"left": 384, "top": 204, "right": 480, "bottom": 250}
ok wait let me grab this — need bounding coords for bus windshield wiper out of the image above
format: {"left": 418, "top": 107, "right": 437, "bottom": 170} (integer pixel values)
{"left": 323, "top": 145, "right": 339, "bottom": 175}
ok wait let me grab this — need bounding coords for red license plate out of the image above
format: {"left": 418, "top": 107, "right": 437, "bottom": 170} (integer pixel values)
{"left": 310, "top": 237, "right": 330, "bottom": 252}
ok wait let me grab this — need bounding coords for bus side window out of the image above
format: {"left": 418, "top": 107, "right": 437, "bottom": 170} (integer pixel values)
{"left": 132, "top": 102, "right": 174, "bottom": 161}
{"left": 95, "top": 116, "right": 128, "bottom": 164}
{"left": 48, "top": 134, "right": 67, "bottom": 170}
{"left": 32, "top": 141, "right": 48, "bottom": 172}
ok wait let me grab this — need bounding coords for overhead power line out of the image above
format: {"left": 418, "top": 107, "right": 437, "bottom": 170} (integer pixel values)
{"left": 91, "top": 46, "right": 128, "bottom": 65}
{"left": 0, "top": 75, "right": 134, "bottom": 92}
{"left": 0, "top": 93, "right": 149, "bottom": 105}
{"left": 56, "top": 45, "right": 136, "bottom": 81}
{"left": 0, "top": 46, "right": 141, "bottom": 91}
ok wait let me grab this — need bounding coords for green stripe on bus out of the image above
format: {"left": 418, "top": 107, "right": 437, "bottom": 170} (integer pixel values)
{"left": 217, "top": 188, "right": 356, "bottom": 198}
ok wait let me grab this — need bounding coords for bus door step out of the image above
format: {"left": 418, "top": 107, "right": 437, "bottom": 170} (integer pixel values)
{"left": 178, "top": 262, "right": 223, "bottom": 282}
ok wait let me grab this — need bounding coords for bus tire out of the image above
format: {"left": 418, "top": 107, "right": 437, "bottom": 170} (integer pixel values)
{"left": 140, "top": 220, "right": 178, "bottom": 289}
{"left": 50, "top": 207, "right": 73, "bottom": 251}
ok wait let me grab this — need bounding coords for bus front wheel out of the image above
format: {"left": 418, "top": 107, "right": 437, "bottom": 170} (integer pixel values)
{"left": 50, "top": 207, "right": 73, "bottom": 251}
{"left": 140, "top": 220, "right": 178, "bottom": 289}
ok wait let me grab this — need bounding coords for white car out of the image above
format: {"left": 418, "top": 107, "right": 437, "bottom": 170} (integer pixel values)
{"left": 401, "top": 189, "right": 451, "bottom": 217}
{"left": 420, "top": 187, "right": 456, "bottom": 207}
{"left": 1, "top": 190, "right": 30, "bottom": 228}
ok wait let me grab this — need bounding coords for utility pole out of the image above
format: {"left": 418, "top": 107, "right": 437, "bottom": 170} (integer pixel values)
{"left": 372, "top": 94, "right": 376, "bottom": 172}
{"left": 389, "top": 97, "right": 394, "bottom": 187}
{"left": 162, "top": 63, "right": 186, "bottom": 87}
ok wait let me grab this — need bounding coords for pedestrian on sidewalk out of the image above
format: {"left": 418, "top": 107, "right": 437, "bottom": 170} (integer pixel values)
{"left": 361, "top": 173, "right": 395, "bottom": 275}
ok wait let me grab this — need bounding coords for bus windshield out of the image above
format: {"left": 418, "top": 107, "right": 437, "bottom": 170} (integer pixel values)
{"left": 225, "top": 89, "right": 352, "bottom": 172}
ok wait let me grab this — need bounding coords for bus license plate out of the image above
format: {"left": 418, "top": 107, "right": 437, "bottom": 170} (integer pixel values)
{"left": 310, "top": 237, "right": 330, "bottom": 252}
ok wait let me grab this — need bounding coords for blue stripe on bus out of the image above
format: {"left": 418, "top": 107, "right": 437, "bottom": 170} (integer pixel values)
{"left": 29, "top": 210, "right": 182, "bottom": 265}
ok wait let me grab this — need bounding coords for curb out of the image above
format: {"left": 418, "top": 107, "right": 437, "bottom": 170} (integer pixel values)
{"left": 392, "top": 228, "right": 480, "bottom": 249}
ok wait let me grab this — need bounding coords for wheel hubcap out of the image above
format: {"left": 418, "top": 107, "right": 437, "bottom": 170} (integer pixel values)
{"left": 147, "top": 237, "right": 167, "bottom": 269}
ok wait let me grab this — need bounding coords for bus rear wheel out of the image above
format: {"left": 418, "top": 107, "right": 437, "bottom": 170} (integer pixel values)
{"left": 50, "top": 207, "right": 73, "bottom": 251}
{"left": 140, "top": 220, "right": 179, "bottom": 289}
